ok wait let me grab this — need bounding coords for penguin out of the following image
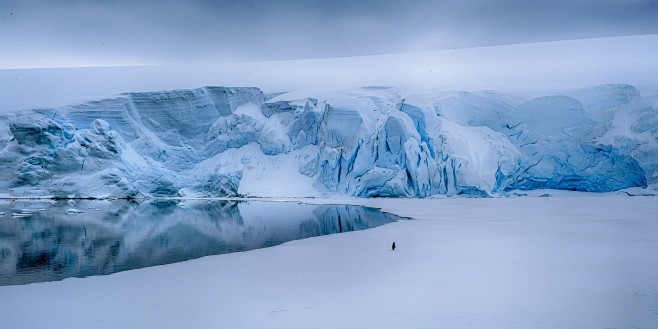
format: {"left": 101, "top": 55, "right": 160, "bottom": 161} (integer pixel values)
{"left": 392, "top": 242, "right": 396, "bottom": 251}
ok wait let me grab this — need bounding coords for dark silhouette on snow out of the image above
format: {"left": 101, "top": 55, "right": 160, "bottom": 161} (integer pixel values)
{"left": 392, "top": 242, "right": 396, "bottom": 251}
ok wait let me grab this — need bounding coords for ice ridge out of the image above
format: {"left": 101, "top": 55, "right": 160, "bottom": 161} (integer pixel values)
{"left": 0, "top": 85, "right": 654, "bottom": 198}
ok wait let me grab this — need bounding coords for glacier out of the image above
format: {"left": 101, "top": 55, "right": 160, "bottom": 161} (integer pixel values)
{"left": 0, "top": 84, "right": 655, "bottom": 198}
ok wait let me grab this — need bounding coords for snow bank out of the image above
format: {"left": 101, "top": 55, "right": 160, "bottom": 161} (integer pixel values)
{"left": 1, "top": 195, "right": 656, "bottom": 329}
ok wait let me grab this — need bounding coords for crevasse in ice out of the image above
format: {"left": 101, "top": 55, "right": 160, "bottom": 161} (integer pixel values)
{"left": 0, "top": 84, "right": 654, "bottom": 198}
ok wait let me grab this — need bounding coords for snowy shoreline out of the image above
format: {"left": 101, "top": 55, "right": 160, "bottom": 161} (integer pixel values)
{"left": 1, "top": 193, "right": 657, "bottom": 329}
{"left": 1, "top": 187, "right": 655, "bottom": 202}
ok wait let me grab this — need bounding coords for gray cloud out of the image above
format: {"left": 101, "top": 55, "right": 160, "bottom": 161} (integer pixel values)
{"left": 1, "top": 0, "right": 657, "bottom": 68}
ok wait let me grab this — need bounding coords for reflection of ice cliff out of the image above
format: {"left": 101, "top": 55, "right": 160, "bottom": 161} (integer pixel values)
{"left": 0, "top": 84, "right": 655, "bottom": 198}
{"left": 0, "top": 200, "right": 398, "bottom": 285}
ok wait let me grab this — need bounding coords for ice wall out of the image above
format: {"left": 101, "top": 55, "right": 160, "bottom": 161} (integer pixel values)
{"left": 0, "top": 85, "right": 653, "bottom": 198}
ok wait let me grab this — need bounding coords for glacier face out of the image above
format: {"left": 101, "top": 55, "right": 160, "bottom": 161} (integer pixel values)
{"left": 0, "top": 85, "right": 654, "bottom": 198}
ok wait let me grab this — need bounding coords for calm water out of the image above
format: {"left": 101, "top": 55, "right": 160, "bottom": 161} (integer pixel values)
{"left": 0, "top": 199, "right": 403, "bottom": 286}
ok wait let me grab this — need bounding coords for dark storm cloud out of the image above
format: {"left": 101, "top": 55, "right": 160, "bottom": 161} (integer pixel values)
{"left": 1, "top": 0, "right": 658, "bottom": 67}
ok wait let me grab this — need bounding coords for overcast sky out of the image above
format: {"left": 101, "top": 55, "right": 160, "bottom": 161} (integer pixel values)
{"left": 1, "top": 0, "right": 658, "bottom": 68}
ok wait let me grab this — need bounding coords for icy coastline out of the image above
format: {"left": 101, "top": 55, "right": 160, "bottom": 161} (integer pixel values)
{"left": 1, "top": 194, "right": 657, "bottom": 329}
{"left": 0, "top": 84, "right": 655, "bottom": 199}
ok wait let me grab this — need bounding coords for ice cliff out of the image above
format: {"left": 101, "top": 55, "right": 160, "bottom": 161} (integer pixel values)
{"left": 0, "top": 84, "right": 655, "bottom": 198}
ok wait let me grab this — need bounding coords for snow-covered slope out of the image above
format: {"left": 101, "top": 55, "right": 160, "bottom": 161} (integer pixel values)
{"left": 0, "top": 84, "right": 654, "bottom": 198}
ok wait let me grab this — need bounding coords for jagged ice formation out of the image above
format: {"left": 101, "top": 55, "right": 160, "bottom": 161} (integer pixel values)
{"left": 0, "top": 84, "right": 655, "bottom": 198}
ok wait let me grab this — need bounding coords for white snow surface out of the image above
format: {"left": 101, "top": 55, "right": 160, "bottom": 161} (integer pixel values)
{"left": 0, "top": 194, "right": 656, "bottom": 329}
{"left": 1, "top": 34, "right": 657, "bottom": 114}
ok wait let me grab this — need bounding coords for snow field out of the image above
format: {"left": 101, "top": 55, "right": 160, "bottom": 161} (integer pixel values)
{"left": 1, "top": 195, "right": 656, "bottom": 329}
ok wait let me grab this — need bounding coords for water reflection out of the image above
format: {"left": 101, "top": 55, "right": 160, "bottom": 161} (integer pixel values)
{"left": 0, "top": 199, "right": 402, "bottom": 286}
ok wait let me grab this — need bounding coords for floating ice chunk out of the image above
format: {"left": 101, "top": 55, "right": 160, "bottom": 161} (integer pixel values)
{"left": 12, "top": 213, "right": 31, "bottom": 218}
{"left": 66, "top": 208, "right": 84, "bottom": 215}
